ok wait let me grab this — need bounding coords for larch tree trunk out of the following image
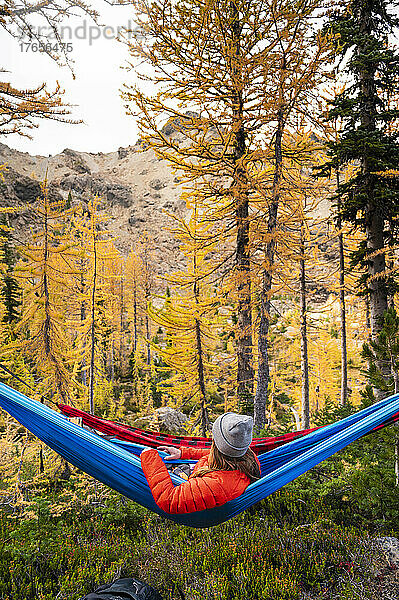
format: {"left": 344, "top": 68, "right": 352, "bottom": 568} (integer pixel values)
{"left": 110, "top": 342, "right": 115, "bottom": 384}
{"left": 254, "top": 104, "right": 284, "bottom": 430}
{"left": 80, "top": 269, "right": 87, "bottom": 388}
{"left": 195, "top": 315, "right": 210, "bottom": 436}
{"left": 133, "top": 280, "right": 138, "bottom": 354}
{"left": 300, "top": 223, "right": 310, "bottom": 429}
{"left": 367, "top": 212, "right": 388, "bottom": 345}
{"left": 336, "top": 190, "right": 348, "bottom": 405}
{"left": 145, "top": 310, "right": 151, "bottom": 366}
{"left": 89, "top": 231, "right": 97, "bottom": 415}
{"left": 193, "top": 249, "right": 210, "bottom": 436}
{"left": 231, "top": 0, "right": 253, "bottom": 412}
{"left": 119, "top": 274, "right": 124, "bottom": 375}
{"left": 365, "top": 294, "right": 372, "bottom": 342}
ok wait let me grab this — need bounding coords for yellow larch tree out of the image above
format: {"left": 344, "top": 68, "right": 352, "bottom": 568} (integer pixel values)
{"left": 66, "top": 197, "right": 116, "bottom": 413}
{"left": 14, "top": 176, "right": 77, "bottom": 403}
{"left": 148, "top": 194, "right": 222, "bottom": 434}
{"left": 125, "top": 249, "right": 144, "bottom": 357}
{"left": 124, "top": 0, "right": 332, "bottom": 422}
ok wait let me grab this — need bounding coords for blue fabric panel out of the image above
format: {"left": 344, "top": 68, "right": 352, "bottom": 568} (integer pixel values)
{"left": 107, "top": 438, "right": 196, "bottom": 464}
{"left": 1, "top": 382, "right": 398, "bottom": 528}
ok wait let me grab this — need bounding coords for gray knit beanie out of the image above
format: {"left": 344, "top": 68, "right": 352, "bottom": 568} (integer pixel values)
{"left": 212, "top": 412, "right": 253, "bottom": 458}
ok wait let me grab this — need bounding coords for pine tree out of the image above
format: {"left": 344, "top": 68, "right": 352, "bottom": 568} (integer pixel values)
{"left": 362, "top": 307, "right": 399, "bottom": 484}
{"left": 0, "top": 215, "right": 21, "bottom": 324}
{"left": 322, "top": 0, "right": 399, "bottom": 395}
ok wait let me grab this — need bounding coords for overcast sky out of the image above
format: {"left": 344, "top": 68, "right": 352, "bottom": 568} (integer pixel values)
{"left": 3, "top": 2, "right": 142, "bottom": 157}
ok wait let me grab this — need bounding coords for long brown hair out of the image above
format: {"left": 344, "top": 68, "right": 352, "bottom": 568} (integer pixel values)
{"left": 190, "top": 441, "right": 261, "bottom": 483}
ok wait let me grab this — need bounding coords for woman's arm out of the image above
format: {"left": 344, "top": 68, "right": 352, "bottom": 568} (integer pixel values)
{"left": 156, "top": 445, "right": 210, "bottom": 461}
{"left": 179, "top": 446, "right": 210, "bottom": 461}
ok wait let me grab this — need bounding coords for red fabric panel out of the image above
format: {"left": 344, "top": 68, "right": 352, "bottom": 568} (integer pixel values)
{"left": 58, "top": 404, "right": 399, "bottom": 456}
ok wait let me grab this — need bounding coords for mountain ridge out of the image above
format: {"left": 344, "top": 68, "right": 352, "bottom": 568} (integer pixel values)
{"left": 0, "top": 129, "right": 189, "bottom": 275}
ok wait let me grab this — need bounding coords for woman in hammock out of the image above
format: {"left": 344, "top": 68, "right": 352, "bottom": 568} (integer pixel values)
{"left": 141, "top": 412, "right": 261, "bottom": 514}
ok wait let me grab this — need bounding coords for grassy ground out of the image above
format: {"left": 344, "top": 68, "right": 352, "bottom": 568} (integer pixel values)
{"left": 0, "top": 490, "right": 398, "bottom": 600}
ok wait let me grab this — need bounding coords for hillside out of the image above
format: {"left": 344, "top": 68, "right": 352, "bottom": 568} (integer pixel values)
{"left": 0, "top": 120, "right": 194, "bottom": 276}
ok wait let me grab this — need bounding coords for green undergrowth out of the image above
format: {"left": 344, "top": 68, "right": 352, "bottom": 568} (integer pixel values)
{"left": 0, "top": 489, "right": 396, "bottom": 600}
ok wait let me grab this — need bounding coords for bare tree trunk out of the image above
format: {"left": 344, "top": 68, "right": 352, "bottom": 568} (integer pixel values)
{"left": 254, "top": 106, "right": 284, "bottom": 430}
{"left": 365, "top": 294, "right": 371, "bottom": 342}
{"left": 89, "top": 232, "right": 97, "bottom": 415}
{"left": 136, "top": 239, "right": 154, "bottom": 370}
{"left": 231, "top": 0, "right": 253, "bottom": 411}
{"left": 195, "top": 317, "right": 210, "bottom": 436}
{"left": 142, "top": 247, "right": 152, "bottom": 367}
{"left": 133, "top": 281, "right": 138, "bottom": 353}
{"left": 300, "top": 224, "right": 310, "bottom": 429}
{"left": 193, "top": 253, "right": 210, "bottom": 435}
{"left": 281, "top": 404, "right": 301, "bottom": 431}
{"left": 336, "top": 190, "right": 348, "bottom": 406}
{"left": 43, "top": 199, "right": 50, "bottom": 356}
{"left": 110, "top": 342, "right": 115, "bottom": 384}
{"left": 386, "top": 224, "right": 395, "bottom": 311}
{"left": 38, "top": 447, "right": 44, "bottom": 474}
{"left": 119, "top": 274, "right": 124, "bottom": 375}
{"left": 387, "top": 287, "right": 395, "bottom": 310}
{"left": 145, "top": 311, "right": 151, "bottom": 366}
{"left": 367, "top": 212, "right": 389, "bottom": 401}
{"left": 236, "top": 195, "right": 253, "bottom": 411}
{"left": 80, "top": 267, "right": 87, "bottom": 388}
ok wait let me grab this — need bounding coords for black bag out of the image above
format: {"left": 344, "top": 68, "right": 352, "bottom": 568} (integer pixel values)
{"left": 79, "top": 577, "right": 164, "bottom": 600}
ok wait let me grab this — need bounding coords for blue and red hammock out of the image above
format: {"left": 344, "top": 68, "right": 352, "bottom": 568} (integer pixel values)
{"left": 0, "top": 381, "right": 399, "bottom": 528}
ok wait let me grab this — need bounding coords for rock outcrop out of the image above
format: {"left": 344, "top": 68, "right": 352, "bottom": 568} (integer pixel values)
{"left": 373, "top": 537, "right": 399, "bottom": 566}
{"left": 0, "top": 113, "right": 332, "bottom": 280}
{"left": 151, "top": 406, "right": 189, "bottom": 434}
{"left": 0, "top": 132, "right": 189, "bottom": 274}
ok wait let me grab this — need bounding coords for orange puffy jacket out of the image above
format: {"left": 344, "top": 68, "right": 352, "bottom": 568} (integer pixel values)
{"left": 140, "top": 446, "right": 260, "bottom": 514}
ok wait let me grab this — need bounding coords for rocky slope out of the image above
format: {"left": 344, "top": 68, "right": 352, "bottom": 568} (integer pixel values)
{"left": 0, "top": 118, "right": 333, "bottom": 289}
{"left": 0, "top": 121, "right": 192, "bottom": 276}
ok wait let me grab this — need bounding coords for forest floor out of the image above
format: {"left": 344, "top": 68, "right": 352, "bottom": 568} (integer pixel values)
{"left": 0, "top": 489, "right": 398, "bottom": 600}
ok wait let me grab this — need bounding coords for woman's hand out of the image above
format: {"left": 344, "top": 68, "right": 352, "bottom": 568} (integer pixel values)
{"left": 157, "top": 445, "right": 181, "bottom": 460}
